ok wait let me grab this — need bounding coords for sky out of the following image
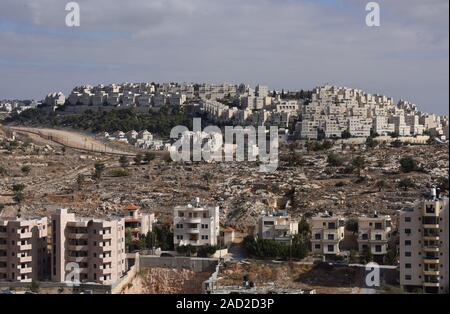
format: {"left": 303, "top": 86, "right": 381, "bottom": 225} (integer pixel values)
{"left": 0, "top": 0, "right": 448, "bottom": 114}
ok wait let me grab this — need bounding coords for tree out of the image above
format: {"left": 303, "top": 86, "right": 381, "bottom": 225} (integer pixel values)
{"left": 376, "top": 180, "right": 388, "bottom": 192}
{"left": 139, "top": 236, "right": 147, "bottom": 251}
{"left": 345, "top": 218, "right": 359, "bottom": 234}
{"left": 341, "top": 130, "right": 351, "bottom": 139}
{"left": 437, "top": 176, "right": 449, "bottom": 192}
{"left": 21, "top": 165, "right": 31, "bottom": 176}
{"left": 13, "top": 191, "right": 25, "bottom": 204}
{"left": 399, "top": 156, "right": 418, "bottom": 173}
{"left": 144, "top": 152, "right": 156, "bottom": 164}
{"left": 351, "top": 156, "right": 365, "bottom": 176}
{"left": 12, "top": 184, "right": 25, "bottom": 192}
{"left": 327, "top": 152, "right": 344, "bottom": 167}
{"left": 298, "top": 217, "right": 310, "bottom": 240}
{"left": 76, "top": 174, "right": 84, "bottom": 190}
{"left": 125, "top": 230, "right": 133, "bottom": 253}
{"left": 134, "top": 154, "right": 143, "bottom": 165}
{"left": 119, "top": 156, "right": 129, "bottom": 168}
{"left": 94, "top": 162, "right": 105, "bottom": 180}
{"left": 0, "top": 166, "right": 6, "bottom": 176}
{"left": 29, "top": 280, "right": 40, "bottom": 293}
{"left": 361, "top": 248, "right": 373, "bottom": 264}
{"left": 398, "top": 178, "right": 415, "bottom": 191}
{"left": 365, "top": 136, "right": 378, "bottom": 148}
{"left": 61, "top": 146, "right": 66, "bottom": 155}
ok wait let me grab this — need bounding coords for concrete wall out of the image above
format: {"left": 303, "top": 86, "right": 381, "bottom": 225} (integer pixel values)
{"left": 139, "top": 256, "right": 218, "bottom": 273}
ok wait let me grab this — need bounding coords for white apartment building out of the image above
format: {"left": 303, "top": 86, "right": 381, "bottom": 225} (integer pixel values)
{"left": 124, "top": 204, "right": 155, "bottom": 241}
{"left": 51, "top": 209, "right": 127, "bottom": 285}
{"left": 399, "top": 189, "right": 449, "bottom": 294}
{"left": 358, "top": 213, "right": 392, "bottom": 263}
{"left": 173, "top": 199, "right": 220, "bottom": 247}
{"left": 257, "top": 211, "right": 298, "bottom": 244}
{"left": 0, "top": 217, "right": 48, "bottom": 282}
{"left": 311, "top": 212, "right": 345, "bottom": 257}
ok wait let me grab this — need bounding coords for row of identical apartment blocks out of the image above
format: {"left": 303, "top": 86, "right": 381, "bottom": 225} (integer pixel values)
{"left": 173, "top": 199, "right": 220, "bottom": 247}
{"left": 0, "top": 205, "right": 154, "bottom": 285}
{"left": 399, "top": 189, "right": 449, "bottom": 294}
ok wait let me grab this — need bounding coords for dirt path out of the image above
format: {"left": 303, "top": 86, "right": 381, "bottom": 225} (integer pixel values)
{"left": 11, "top": 127, "right": 135, "bottom": 156}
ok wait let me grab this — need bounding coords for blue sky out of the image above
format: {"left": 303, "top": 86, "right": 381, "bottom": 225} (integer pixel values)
{"left": 0, "top": 0, "right": 448, "bottom": 114}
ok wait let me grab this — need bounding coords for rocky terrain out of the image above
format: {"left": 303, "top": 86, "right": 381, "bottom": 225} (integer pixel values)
{"left": 1, "top": 126, "right": 448, "bottom": 232}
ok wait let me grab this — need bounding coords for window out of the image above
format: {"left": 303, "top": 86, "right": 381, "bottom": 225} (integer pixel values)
{"left": 375, "top": 245, "right": 382, "bottom": 252}
{"left": 314, "top": 244, "right": 321, "bottom": 249}
{"left": 404, "top": 229, "right": 411, "bottom": 234}
{"left": 375, "top": 223, "right": 382, "bottom": 230}
{"left": 405, "top": 263, "right": 411, "bottom": 269}
{"left": 315, "top": 234, "right": 321, "bottom": 240}
{"left": 405, "top": 275, "right": 411, "bottom": 280}
{"left": 178, "top": 212, "right": 184, "bottom": 217}
{"left": 201, "top": 235, "right": 209, "bottom": 240}
{"left": 327, "top": 245, "right": 334, "bottom": 252}
{"left": 404, "top": 217, "right": 411, "bottom": 222}
{"left": 375, "top": 234, "right": 382, "bottom": 241}
{"left": 405, "top": 240, "right": 411, "bottom": 246}
{"left": 201, "top": 224, "right": 209, "bottom": 229}
{"left": 327, "top": 234, "right": 334, "bottom": 240}
{"left": 405, "top": 252, "right": 411, "bottom": 257}
{"left": 362, "top": 234, "right": 369, "bottom": 240}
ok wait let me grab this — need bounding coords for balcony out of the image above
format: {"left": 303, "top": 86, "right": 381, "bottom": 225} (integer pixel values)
{"left": 67, "top": 256, "right": 89, "bottom": 263}
{"left": 18, "top": 267, "right": 32, "bottom": 274}
{"left": 67, "top": 233, "right": 89, "bottom": 240}
{"left": 187, "top": 228, "right": 200, "bottom": 234}
{"left": 184, "top": 217, "right": 202, "bottom": 224}
{"left": 423, "top": 282, "right": 440, "bottom": 288}
{"left": 423, "top": 224, "right": 440, "bottom": 229}
{"left": 68, "top": 245, "right": 89, "bottom": 251}
{"left": 423, "top": 258, "right": 440, "bottom": 264}
{"left": 17, "top": 232, "right": 33, "bottom": 239}
{"left": 18, "top": 256, "right": 32, "bottom": 263}
{"left": 424, "top": 270, "right": 440, "bottom": 276}
{"left": 18, "top": 244, "right": 32, "bottom": 251}
{"left": 423, "top": 245, "right": 440, "bottom": 253}
{"left": 98, "top": 268, "right": 112, "bottom": 275}
{"left": 423, "top": 235, "right": 439, "bottom": 241}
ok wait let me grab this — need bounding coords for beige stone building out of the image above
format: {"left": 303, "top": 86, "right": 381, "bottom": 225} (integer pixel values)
{"left": 400, "top": 189, "right": 449, "bottom": 294}
{"left": 124, "top": 204, "right": 154, "bottom": 241}
{"left": 173, "top": 199, "right": 220, "bottom": 247}
{"left": 311, "top": 212, "right": 345, "bottom": 257}
{"left": 0, "top": 217, "right": 49, "bottom": 282}
{"left": 51, "top": 209, "right": 127, "bottom": 285}
{"left": 257, "top": 211, "right": 298, "bottom": 245}
{"left": 358, "top": 213, "right": 392, "bottom": 263}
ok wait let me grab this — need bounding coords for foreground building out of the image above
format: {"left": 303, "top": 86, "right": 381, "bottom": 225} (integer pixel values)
{"left": 311, "top": 212, "right": 345, "bottom": 257}
{"left": 51, "top": 209, "right": 127, "bottom": 285}
{"left": 257, "top": 211, "right": 298, "bottom": 244}
{"left": 358, "top": 213, "right": 392, "bottom": 263}
{"left": 173, "top": 199, "right": 220, "bottom": 247}
{"left": 0, "top": 217, "right": 49, "bottom": 282}
{"left": 399, "top": 189, "right": 449, "bottom": 294}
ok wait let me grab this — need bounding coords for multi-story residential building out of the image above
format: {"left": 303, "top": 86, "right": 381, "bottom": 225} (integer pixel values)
{"left": 0, "top": 217, "right": 49, "bottom": 282}
{"left": 399, "top": 189, "right": 449, "bottom": 294}
{"left": 173, "top": 199, "right": 220, "bottom": 247}
{"left": 257, "top": 211, "right": 298, "bottom": 244}
{"left": 51, "top": 209, "right": 127, "bottom": 285}
{"left": 124, "top": 204, "right": 155, "bottom": 241}
{"left": 311, "top": 212, "right": 345, "bottom": 258}
{"left": 358, "top": 213, "right": 392, "bottom": 263}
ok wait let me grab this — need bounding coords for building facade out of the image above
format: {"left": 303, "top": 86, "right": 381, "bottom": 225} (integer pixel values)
{"left": 257, "top": 211, "right": 298, "bottom": 244}
{"left": 173, "top": 200, "right": 220, "bottom": 247}
{"left": 311, "top": 212, "right": 345, "bottom": 257}
{"left": 51, "top": 209, "right": 127, "bottom": 285}
{"left": 399, "top": 189, "right": 449, "bottom": 294}
{"left": 0, "top": 217, "right": 49, "bottom": 282}
{"left": 358, "top": 213, "right": 392, "bottom": 263}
